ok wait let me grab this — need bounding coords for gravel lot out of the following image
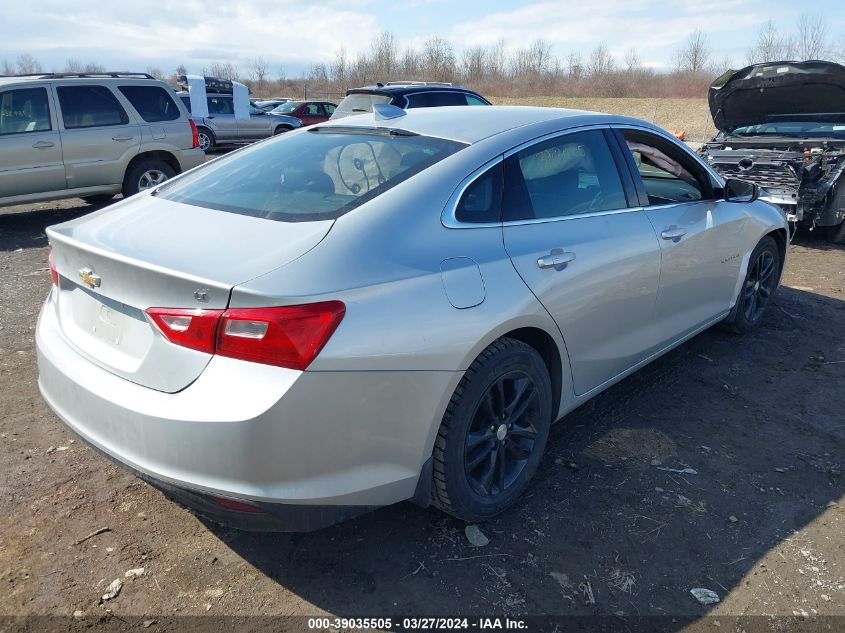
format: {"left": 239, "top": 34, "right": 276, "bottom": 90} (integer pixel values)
{"left": 0, "top": 197, "right": 843, "bottom": 629}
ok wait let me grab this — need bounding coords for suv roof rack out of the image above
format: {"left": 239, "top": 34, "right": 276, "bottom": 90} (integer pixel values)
{"left": 0, "top": 72, "right": 156, "bottom": 79}
{"left": 176, "top": 75, "right": 249, "bottom": 95}
{"left": 384, "top": 81, "right": 454, "bottom": 86}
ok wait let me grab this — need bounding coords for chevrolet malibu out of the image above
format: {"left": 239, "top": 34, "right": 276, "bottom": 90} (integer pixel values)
{"left": 37, "top": 106, "right": 788, "bottom": 531}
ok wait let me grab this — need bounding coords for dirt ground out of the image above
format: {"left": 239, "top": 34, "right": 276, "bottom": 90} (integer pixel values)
{"left": 0, "top": 196, "right": 843, "bottom": 631}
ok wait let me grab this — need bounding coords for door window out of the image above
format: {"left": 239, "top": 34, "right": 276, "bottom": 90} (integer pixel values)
{"left": 503, "top": 130, "right": 627, "bottom": 221}
{"left": 57, "top": 85, "right": 129, "bottom": 129}
{"left": 207, "top": 96, "right": 234, "bottom": 115}
{"left": 303, "top": 103, "right": 321, "bottom": 115}
{"left": 620, "top": 130, "right": 710, "bottom": 204}
{"left": 0, "top": 87, "right": 51, "bottom": 135}
{"left": 323, "top": 103, "right": 336, "bottom": 115}
{"left": 118, "top": 85, "right": 180, "bottom": 122}
{"left": 465, "top": 94, "right": 489, "bottom": 106}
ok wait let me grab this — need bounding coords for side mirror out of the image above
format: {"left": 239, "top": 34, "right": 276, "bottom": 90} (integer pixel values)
{"left": 723, "top": 178, "right": 759, "bottom": 203}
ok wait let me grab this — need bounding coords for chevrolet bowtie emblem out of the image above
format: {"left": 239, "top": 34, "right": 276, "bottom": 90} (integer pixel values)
{"left": 78, "top": 267, "right": 101, "bottom": 289}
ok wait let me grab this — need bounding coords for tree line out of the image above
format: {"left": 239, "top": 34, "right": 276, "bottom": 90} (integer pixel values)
{"left": 3, "top": 13, "right": 840, "bottom": 99}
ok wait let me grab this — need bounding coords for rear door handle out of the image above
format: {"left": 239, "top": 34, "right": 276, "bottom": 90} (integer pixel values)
{"left": 537, "top": 249, "right": 576, "bottom": 269}
{"left": 112, "top": 135, "right": 134, "bottom": 142}
{"left": 660, "top": 227, "right": 687, "bottom": 241}
{"left": 32, "top": 141, "right": 54, "bottom": 149}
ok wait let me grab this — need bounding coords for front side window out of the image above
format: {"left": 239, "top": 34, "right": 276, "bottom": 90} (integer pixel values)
{"left": 455, "top": 163, "right": 502, "bottom": 223}
{"left": 503, "top": 130, "right": 627, "bottom": 221}
{"left": 621, "top": 130, "right": 707, "bottom": 204}
{"left": 57, "top": 85, "right": 129, "bottom": 129}
{"left": 119, "top": 85, "right": 180, "bottom": 123}
{"left": 304, "top": 103, "right": 321, "bottom": 115}
{"left": 156, "top": 129, "right": 466, "bottom": 222}
{"left": 406, "top": 92, "right": 469, "bottom": 108}
{"left": 0, "top": 87, "right": 51, "bottom": 135}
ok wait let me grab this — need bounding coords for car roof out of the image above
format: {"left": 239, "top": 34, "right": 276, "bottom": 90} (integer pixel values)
{"left": 0, "top": 72, "right": 158, "bottom": 87}
{"left": 314, "top": 105, "right": 661, "bottom": 145}
{"left": 348, "top": 83, "right": 480, "bottom": 96}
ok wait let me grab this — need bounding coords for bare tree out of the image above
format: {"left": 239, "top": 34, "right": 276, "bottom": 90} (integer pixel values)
{"left": 250, "top": 57, "right": 269, "bottom": 89}
{"left": 400, "top": 47, "right": 422, "bottom": 79}
{"left": 421, "top": 36, "right": 455, "bottom": 82}
{"left": 83, "top": 62, "right": 106, "bottom": 73}
{"left": 1, "top": 60, "right": 14, "bottom": 75}
{"left": 210, "top": 61, "right": 238, "bottom": 81}
{"left": 747, "top": 20, "right": 795, "bottom": 64}
{"left": 330, "top": 47, "right": 348, "bottom": 86}
{"left": 370, "top": 31, "right": 399, "bottom": 80}
{"left": 624, "top": 47, "right": 641, "bottom": 73}
{"left": 486, "top": 39, "right": 507, "bottom": 79}
{"left": 587, "top": 43, "right": 614, "bottom": 76}
{"left": 795, "top": 12, "right": 827, "bottom": 60}
{"left": 566, "top": 51, "right": 583, "bottom": 79}
{"left": 16, "top": 53, "right": 42, "bottom": 74}
{"left": 145, "top": 67, "right": 165, "bottom": 80}
{"left": 462, "top": 45, "right": 487, "bottom": 83}
{"left": 64, "top": 58, "right": 84, "bottom": 72}
{"left": 675, "top": 29, "right": 710, "bottom": 72}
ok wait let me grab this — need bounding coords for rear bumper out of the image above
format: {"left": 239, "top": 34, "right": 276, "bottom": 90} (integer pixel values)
{"left": 36, "top": 294, "right": 459, "bottom": 529}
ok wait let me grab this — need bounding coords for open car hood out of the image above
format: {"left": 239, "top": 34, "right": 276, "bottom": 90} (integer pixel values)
{"left": 709, "top": 60, "right": 845, "bottom": 133}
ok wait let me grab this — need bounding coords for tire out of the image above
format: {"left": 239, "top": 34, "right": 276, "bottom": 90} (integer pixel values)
{"left": 431, "top": 337, "right": 553, "bottom": 522}
{"left": 722, "top": 236, "right": 781, "bottom": 334}
{"left": 827, "top": 220, "right": 845, "bottom": 245}
{"left": 81, "top": 194, "right": 115, "bottom": 205}
{"left": 273, "top": 125, "right": 292, "bottom": 136}
{"left": 122, "top": 159, "right": 176, "bottom": 198}
{"left": 197, "top": 127, "right": 215, "bottom": 152}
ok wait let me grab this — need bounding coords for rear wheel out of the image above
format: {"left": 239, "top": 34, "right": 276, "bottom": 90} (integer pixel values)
{"left": 722, "top": 236, "right": 781, "bottom": 333}
{"left": 273, "top": 125, "right": 292, "bottom": 136}
{"left": 431, "top": 338, "right": 552, "bottom": 522}
{"left": 122, "top": 159, "right": 176, "bottom": 197}
{"left": 197, "top": 127, "right": 214, "bottom": 152}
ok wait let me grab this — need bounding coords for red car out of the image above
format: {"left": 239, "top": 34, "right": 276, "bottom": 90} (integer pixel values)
{"left": 267, "top": 101, "right": 337, "bottom": 126}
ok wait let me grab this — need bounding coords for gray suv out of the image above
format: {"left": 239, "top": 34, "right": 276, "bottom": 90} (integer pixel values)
{"left": 0, "top": 72, "right": 205, "bottom": 207}
{"left": 177, "top": 92, "right": 301, "bottom": 152}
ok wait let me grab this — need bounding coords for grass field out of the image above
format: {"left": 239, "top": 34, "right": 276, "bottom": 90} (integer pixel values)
{"left": 492, "top": 96, "right": 716, "bottom": 142}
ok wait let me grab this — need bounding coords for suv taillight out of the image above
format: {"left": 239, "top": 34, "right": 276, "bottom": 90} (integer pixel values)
{"left": 48, "top": 246, "right": 58, "bottom": 286}
{"left": 189, "top": 118, "right": 199, "bottom": 149}
{"left": 145, "top": 302, "right": 345, "bottom": 370}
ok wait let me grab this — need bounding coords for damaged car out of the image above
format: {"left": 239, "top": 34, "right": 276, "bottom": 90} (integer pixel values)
{"left": 700, "top": 60, "right": 845, "bottom": 243}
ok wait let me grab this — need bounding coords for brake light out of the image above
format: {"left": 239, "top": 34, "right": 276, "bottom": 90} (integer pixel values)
{"left": 48, "top": 246, "right": 58, "bottom": 286}
{"left": 145, "top": 308, "right": 224, "bottom": 354}
{"left": 188, "top": 118, "right": 199, "bottom": 149}
{"left": 217, "top": 302, "right": 345, "bottom": 370}
{"left": 144, "top": 301, "right": 345, "bottom": 370}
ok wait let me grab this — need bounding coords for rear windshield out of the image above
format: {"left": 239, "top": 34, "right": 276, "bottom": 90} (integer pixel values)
{"left": 156, "top": 128, "right": 466, "bottom": 221}
{"left": 332, "top": 93, "right": 391, "bottom": 118}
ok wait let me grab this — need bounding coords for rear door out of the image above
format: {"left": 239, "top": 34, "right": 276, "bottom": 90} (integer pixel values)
{"left": 502, "top": 128, "right": 662, "bottom": 396}
{"left": 237, "top": 103, "right": 274, "bottom": 140}
{"left": 206, "top": 96, "right": 238, "bottom": 142}
{"left": 613, "top": 127, "right": 747, "bottom": 339}
{"left": 0, "top": 84, "right": 66, "bottom": 198}
{"left": 118, "top": 83, "right": 188, "bottom": 147}
{"left": 54, "top": 84, "right": 141, "bottom": 189}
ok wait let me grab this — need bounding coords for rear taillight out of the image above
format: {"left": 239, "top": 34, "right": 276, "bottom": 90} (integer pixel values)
{"left": 144, "top": 301, "right": 345, "bottom": 370}
{"left": 208, "top": 495, "right": 265, "bottom": 513}
{"left": 145, "top": 308, "right": 224, "bottom": 354}
{"left": 217, "top": 302, "right": 346, "bottom": 370}
{"left": 188, "top": 118, "right": 199, "bottom": 149}
{"left": 48, "top": 246, "right": 58, "bottom": 286}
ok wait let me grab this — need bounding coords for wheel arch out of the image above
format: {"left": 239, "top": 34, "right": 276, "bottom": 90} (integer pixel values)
{"left": 125, "top": 150, "right": 181, "bottom": 178}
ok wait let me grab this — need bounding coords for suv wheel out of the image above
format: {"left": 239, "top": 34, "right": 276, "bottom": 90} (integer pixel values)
{"left": 123, "top": 159, "right": 176, "bottom": 197}
{"left": 197, "top": 127, "right": 214, "bottom": 152}
{"left": 430, "top": 338, "right": 552, "bottom": 522}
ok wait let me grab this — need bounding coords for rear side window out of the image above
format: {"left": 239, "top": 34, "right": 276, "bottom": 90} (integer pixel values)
{"left": 503, "top": 130, "right": 627, "bottom": 221}
{"left": 406, "top": 92, "right": 469, "bottom": 108}
{"left": 323, "top": 103, "right": 336, "bottom": 115}
{"left": 179, "top": 96, "right": 191, "bottom": 113}
{"left": 207, "top": 97, "right": 234, "bottom": 115}
{"left": 57, "top": 85, "right": 129, "bottom": 129}
{"left": 456, "top": 163, "right": 502, "bottom": 223}
{"left": 118, "top": 85, "right": 180, "bottom": 122}
{"left": 0, "top": 87, "right": 51, "bottom": 135}
{"left": 156, "top": 129, "right": 466, "bottom": 222}
{"left": 465, "top": 95, "right": 489, "bottom": 106}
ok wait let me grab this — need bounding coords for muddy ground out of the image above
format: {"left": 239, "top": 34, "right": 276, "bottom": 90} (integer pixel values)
{"left": 0, "top": 197, "right": 843, "bottom": 631}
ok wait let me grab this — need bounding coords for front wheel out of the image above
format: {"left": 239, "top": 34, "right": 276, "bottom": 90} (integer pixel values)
{"left": 273, "top": 125, "right": 292, "bottom": 136}
{"left": 122, "top": 159, "right": 176, "bottom": 197}
{"left": 722, "top": 236, "right": 781, "bottom": 333}
{"left": 431, "top": 338, "right": 552, "bottom": 522}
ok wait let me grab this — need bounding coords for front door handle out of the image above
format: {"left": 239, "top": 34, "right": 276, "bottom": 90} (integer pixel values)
{"left": 537, "top": 249, "right": 576, "bottom": 269}
{"left": 32, "top": 140, "right": 54, "bottom": 149}
{"left": 660, "top": 227, "right": 687, "bottom": 241}
{"left": 112, "top": 135, "right": 134, "bottom": 142}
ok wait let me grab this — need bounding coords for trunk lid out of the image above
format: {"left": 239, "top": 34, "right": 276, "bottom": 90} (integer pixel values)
{"left": 47, "top": 194, "right": 333, "bottom": 392}
{"left": 709, "top": 60, "right": 845, "bottom": 132}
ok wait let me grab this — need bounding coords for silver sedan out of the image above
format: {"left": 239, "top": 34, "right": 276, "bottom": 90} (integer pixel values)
{"left": 37, "top": 106, "right": 788, "bottom": 531}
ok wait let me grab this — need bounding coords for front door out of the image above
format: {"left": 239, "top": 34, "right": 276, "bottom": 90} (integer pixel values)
{"left": 502, "top": 128, "right": 662, "bottom": 396}
{"left": 206, "top": 96, "right": 238, "bottom": 142}
{"left": 614, "top": 128, "right": 748, "bottom": 340}
{"left": 0, "top": 85, "right": 66, "bottom": 199}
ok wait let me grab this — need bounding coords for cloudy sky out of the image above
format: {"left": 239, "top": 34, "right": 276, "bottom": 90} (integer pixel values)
{"left": 1, "top": 0, "right": 842, "bottom": 76}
